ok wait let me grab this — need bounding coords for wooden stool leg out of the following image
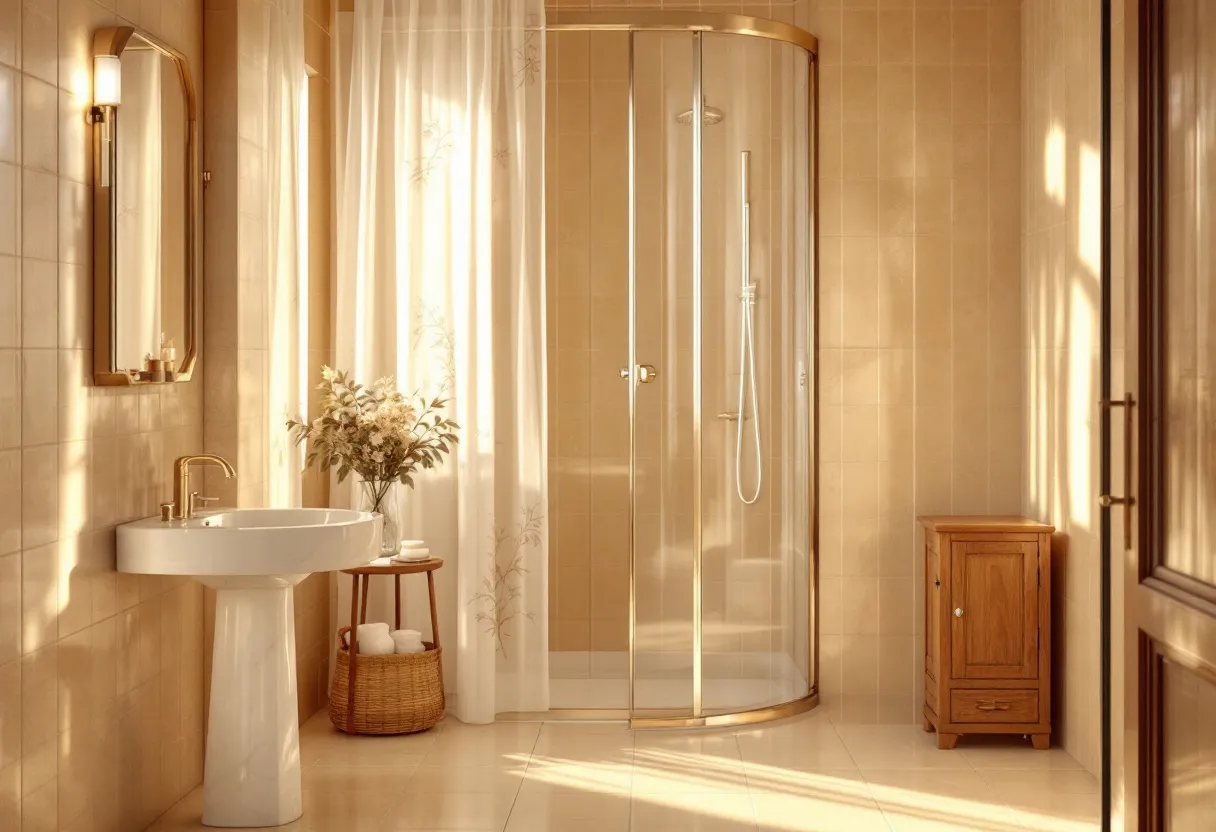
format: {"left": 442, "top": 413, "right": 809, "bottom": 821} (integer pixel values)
{"left": 394, "top": 575, "right": 402, "bottom": 631}
{"left": 347, "top": 574, "right": 360, "bottom": 734}
{"left": 359, "top": 575, "right": 370, "bottom": 626}
{"left": 427, "top": 570, "right": 440, "bottom": 649}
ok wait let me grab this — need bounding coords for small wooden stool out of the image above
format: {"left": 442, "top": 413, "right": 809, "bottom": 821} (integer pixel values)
{"left": 338, "top": 558, "right": 444, "bottom": 733}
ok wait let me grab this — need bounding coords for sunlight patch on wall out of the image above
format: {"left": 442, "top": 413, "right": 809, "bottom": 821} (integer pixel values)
{"left": 1067, "top": 278, "right": 1095, "bottom": 530}
{"left": 1078, "top": 144, "right": 1102, "bottom": 277}
{"left": 1045, "top": 123, "right": 1066, "bottom": 205}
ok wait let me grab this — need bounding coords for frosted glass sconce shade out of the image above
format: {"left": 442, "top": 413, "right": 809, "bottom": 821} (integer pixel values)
{"left": 94, "top": 55, "right": 121, "bottom": 106}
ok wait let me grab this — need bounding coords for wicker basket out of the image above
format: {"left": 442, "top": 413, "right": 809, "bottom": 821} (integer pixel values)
{"left": 329, "top": 626, "right": 445, "bottom": 735}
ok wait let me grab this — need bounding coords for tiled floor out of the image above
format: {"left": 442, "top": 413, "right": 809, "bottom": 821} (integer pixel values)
{"left": 150, "top": 710, "right": 1099, "bottom": 831}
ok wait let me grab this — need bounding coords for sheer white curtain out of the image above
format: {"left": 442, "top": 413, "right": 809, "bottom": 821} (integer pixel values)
{"left": 265, "top": 0, "right": 307, "bottom": 509}
{"left": 335, "top": 0, "right": 547, "bottom": 722}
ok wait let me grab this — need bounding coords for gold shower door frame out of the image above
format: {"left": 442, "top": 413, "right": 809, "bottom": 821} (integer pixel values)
{"left": 538, "top": 10, "right": 820, "bottom": 729}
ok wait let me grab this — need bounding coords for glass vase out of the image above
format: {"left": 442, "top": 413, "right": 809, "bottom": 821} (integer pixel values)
{"left": 359, "top": 479, "right": 401, "bottom": 556}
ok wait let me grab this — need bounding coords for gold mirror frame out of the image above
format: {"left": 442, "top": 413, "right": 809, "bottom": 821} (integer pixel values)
{"left": 91, "top": 26, "right": 200, "bottom": 386}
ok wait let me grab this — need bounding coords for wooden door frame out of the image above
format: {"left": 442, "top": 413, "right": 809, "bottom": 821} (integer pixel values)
{"left": 1122, "top": 1, "right": 1216, "bottom": 828}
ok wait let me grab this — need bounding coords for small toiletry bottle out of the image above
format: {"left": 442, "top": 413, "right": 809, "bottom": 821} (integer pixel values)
{"left": 161, "top": 335, "right": 177, "bottom": 378}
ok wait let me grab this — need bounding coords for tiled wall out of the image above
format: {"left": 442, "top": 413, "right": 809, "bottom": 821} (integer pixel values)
{"left": 202, "top": 0, "right": 334, "bottom": 726}
{"left": 813, "top": 0, "right": 1023, "bottom": 724}
{"left": 544, "top": 27, "right": 632, "bottom": 655}
{"left": 0, "top": 1, "right": 208, "bottom": 829}
{"left": 1021, "top": 0, "right": 1106, "bottom": 776}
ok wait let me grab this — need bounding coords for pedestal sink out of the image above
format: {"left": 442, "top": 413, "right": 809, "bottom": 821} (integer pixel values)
{"left": 118, "top": 508, "right": 381, "bottom": 828}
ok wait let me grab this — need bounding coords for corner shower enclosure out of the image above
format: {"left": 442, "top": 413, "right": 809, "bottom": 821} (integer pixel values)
{"left": 539, "top": 12, "right": 818, "bottom": 728}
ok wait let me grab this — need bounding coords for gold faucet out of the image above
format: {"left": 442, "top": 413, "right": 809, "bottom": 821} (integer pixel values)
{"left": 169, "top": 454, "right": 236, "bottom": 520}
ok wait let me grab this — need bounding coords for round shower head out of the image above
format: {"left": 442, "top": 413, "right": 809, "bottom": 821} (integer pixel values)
{"left": 675, "top": 98, "right": 725, "bottom": 126}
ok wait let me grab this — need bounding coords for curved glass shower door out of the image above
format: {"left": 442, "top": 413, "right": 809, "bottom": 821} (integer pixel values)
{"left": 628, "top": 25, "right": 815, "bottom": 724}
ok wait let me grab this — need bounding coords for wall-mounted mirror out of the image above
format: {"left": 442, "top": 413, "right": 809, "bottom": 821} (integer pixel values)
{"left": 92, "top": 27, "right": 199, "bottom": 385}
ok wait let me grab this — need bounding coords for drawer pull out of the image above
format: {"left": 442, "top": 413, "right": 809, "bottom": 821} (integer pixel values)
{"left": 975, "top": 700, "right": 1011, "bottom": 711}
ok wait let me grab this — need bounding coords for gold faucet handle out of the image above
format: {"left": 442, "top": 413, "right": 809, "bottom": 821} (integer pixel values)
{"left": 160, "top": 502, "right": 175, "bottom": 522}
{"left": 189, "top": 492, "right": 220, "bottom": 515}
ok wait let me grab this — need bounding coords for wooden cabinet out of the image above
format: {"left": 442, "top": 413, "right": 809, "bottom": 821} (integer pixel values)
{"left": 918, "top": 515, "right": 1054, "bottom": 750}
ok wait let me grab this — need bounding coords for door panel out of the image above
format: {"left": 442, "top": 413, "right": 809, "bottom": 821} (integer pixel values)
{"left": 1122, "top": 1, "right": 1216, "bottom": 827}
{"left": 950, "top": 541, "right": 1038, "bottom": 680}
{"left": 631, "top": 29, "right": 695, "bottom": 718}
{"left": 1162, "top": 655, "right": 1216, "bottom": 828}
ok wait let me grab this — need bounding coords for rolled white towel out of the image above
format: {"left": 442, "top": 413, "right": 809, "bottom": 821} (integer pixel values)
{"left": 391, "top": 629, "right": 425, "bottom": 654}
{"left": 358, "top": 633, "right": 396, "bottom": 656}
{"left": 356, "top": 622, "right": 389, "bottom": 642}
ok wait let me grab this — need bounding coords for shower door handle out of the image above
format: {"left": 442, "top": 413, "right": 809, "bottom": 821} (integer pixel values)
{"left": 619, "top": 365, "right": 658, "bottom": 383}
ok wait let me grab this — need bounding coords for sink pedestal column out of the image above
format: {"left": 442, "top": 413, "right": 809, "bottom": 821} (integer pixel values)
{"left": 202, "top": 579, "right": 304, "bottom": 827}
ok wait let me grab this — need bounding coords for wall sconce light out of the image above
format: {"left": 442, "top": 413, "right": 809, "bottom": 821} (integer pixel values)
{"left": 91, "top": 53, "right": 122, "bottom": 188}
{"left": 93, "top": 54, "right": 122, "bottom": 107}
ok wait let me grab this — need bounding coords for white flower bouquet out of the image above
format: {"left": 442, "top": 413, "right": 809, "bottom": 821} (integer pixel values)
{"left": 287, "top": 367, "right": 459, "bottom": 551}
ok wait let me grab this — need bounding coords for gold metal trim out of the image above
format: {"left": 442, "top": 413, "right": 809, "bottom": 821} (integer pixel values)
{"left": 629, "top": 693, "right": 819, "bottom": 729}
{"left": 496, "top": 696, "right": 818, "bottom": 729}
{"left": 547, "top": 10, "right": 818, "bottom": 56}
{"left": 626, "top": 30, "right": 638, "bottom": 719}
{"left": 92, "top": 26, "right": 201, "bottom": 386}
{"left": 497, "top": 709, "right": 630, "bottom": 722}
{"left": 691, "top": 33, "right": 704, "bottom": 719}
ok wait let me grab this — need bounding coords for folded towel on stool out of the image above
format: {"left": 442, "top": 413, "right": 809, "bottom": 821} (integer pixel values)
{"left": 358, "top": 633, "right": 396, "bottom": 655}
{"left": 356, "top": 622, "right": 389, "bottom": 641}
{"left": 391, "top": 629, "right": 425, "bottom": 654}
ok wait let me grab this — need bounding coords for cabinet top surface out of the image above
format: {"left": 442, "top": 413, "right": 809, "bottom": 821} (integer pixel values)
{"left": 917, "top": 515, "right": 1055, "bottom": 533}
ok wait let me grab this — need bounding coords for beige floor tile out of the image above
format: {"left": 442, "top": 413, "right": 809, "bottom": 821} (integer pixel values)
{"left": 421, "top": 740, "right": 538, "bottom": 768}
{"left": 737, "top": 729, "right": 858, "bottom": 770}
{"left": 631, "top": 793, "right": 759, "bottom": 831}
{"left": 744, "top": 767, "right": 869, "bottom": 801}
{"left": 522, "top": 756, "right": 636, "bottom": 793}
{"left": 862, "top": 769, "right": 998, "bottom": 801}
{"left": 957, "top": 736, "right": 1083, "bottom": 771}
{"left": 867, "top": 774, "right": 1022, "bottom": 832}
{"left": 976, "top": 769, "right": 1100, "bottom": 797}
{"left": 148, "top": 717, "right": 1093, "bottom": 832}
{"left": 507, "top": 784, "right": 631, "bottom": 831}
{"left": 506, "top": 816, "right": 628, "bottom": 832}
{"left": 404, "top": 764, "right": 529, "bottom": 795}
{"left": 877, "top": 802, "right": 1025, "bottom": 832}
{"left": 302, "top": 764, "right": 415, "bottom": 794}
{"left": 631, "top": 750, "right": 749, "bottom": 793}
{"left": 752, "top": 791, "right": 893, "bottom": 832}
{"left": 1006, "top": 792, "right": 1100, "bottom": 832}
{"left": 834, "top": 726, "right": 972, "bottom": 771}
{"left": 531, "top": 731, "right": 636, "bottom": 763}
{"left": 301, "top": 718, "right": 437, "bottom": 768}
{"left": 379, "top": 790, "right": 518, "bottom": 831}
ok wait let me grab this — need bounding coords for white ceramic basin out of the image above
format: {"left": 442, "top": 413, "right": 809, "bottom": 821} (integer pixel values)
{"left": 118, "top": 507, "right": 381, "bottom": 587}
{"left": 117, "top": 507, "right": 381, "bottom": 828}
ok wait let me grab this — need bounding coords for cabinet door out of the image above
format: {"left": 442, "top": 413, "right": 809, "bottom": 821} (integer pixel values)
{"left": 925, "top": 543, "right": 940, "bottom": 682}
{"left": 950, "top": 541, "right": 1039, "bottom": 680}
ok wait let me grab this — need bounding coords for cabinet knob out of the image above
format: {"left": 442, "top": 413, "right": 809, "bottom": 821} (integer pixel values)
{"left": 954, "top": 607, "right": 964, "bottom": 618}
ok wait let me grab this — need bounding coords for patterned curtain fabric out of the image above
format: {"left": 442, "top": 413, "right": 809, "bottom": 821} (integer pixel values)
{"left": 335, "top": 0, "right": 548, "bottom": 722}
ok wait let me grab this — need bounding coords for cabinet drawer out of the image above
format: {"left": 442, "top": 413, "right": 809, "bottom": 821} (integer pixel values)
{"left": 950, "top": 689, "right": 1039, "bottom": 723}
